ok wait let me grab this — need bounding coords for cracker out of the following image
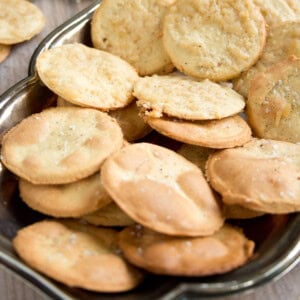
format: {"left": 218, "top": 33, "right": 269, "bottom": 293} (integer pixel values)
{"left": 247, "top": 56, "right": 300, "bottom": 143}
{"left": 57, "top": 96, "right": 152, "bottom": 142}
{"left": 177, "top": 144, "right": 214, "bottom": 173}
{"left": 101, "top": 143, "right": 224, "bottom": 236}
{"left": 109, "top": 101, "right": 152, "bottom": 142}
{"left": 0, "top": 44, "right": 10, "bottom": 63}
{"left": 82, "top": 202, "right": 135, "bottom": 227}
{"left": 254, "top": 0, "right": 300, "bottom": 27}
{"left": 1, "top": 107, "right": 123, "bottom": 184}
{"left": 37, "top": 44, "right": 138, "bottom": 110}
{"left": 119, "top": 224, "right": 254, "bottom": 276}
{"left": 223, "top": 205, "right": 264, "bottom": 219}
{"left": 234, "top": 22, "right": 300, "bottom": 97}
{"left": 13, "top": 220, "right": 143, "bottom": 292}
{"left": 134, "top": 75, "right": 245, "bottom": 120}
{"left": 144, "top": 115, "right": 251, "bottom": 149}
{"left": 19, "top": 173, "right": 112, "bottom": 217}
{"left": 206, "top": 139, "right": 300, "bottom": 214}
{"left": 0, "top": 0, "right": 45, "bottom": 45}
{"left": 163, "top": 0, "right": 266, "bottom": 81}
{"left": 91, "top": 0, "right": 175, "bottom": 76}
{"left": 56, "top": 96, "right": 75, "bottom": 107}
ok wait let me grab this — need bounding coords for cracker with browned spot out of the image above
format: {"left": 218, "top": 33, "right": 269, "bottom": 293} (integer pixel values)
{"left": 1, "top": 107, "right": 123, "bottom": 184}
{"left": 119, "top": 224, "right": 254, "bottom": 276}
{"left": 144, "top": 114, "right": 251, "bottom": 149}
{"left": 19, "top": 173, "right": 112, "bottom": 217}
{"left": 207, "top": 139, "right": 300, "bottom": 214}
{"left": 13, "top": 220, "right": 143, "bottom": 292}
{"left": 101, "top": 143, "right": 224, "bottom": 236}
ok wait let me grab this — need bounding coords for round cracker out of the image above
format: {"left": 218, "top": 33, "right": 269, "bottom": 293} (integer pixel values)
{"left": 82, "top": 202, "right": 135, "bottom": 227}
{"left": 0, "top": 0, "right": 45, "bottom": 45}
{"left": 119, "top": 224, "right": 254, "bottom": 276}
{"left": 247, "top": 56, "right": 300, "bottom": 143}
{"left": 177, "top": 144, "right": 214, "bottom": 173}
{"left": 109, "top": 101, "right": 152, "bottom": 142}
{"left": 13, "top": 220, "right": 143, "bottom": 292}
{"left": 234, "top": 22, "right": 300, "bottom": 97}
{"left": 223, "top": 204, "right": 264, "bottom": 219}
{"left": 19, "top": 173, "right": 112, "bottom": 217}
{"left": 1, "top": 107, "right": 123, "bottom": 184}
{"left": 206, "top": 139, "right": 300, "bottom": 214}
{"left": 57, "top": 96, "right": 152, "bottom": 142}
{"left": 254, "top": 0, "right": 300, "bottom": 27}
{"left": 0, "top": 44, "right": 10, "bottom": 63}
{"left": 162, "top": 0, "right": 266, "bottom": 81}
{"left": 134, "top": 75, "right": 245, "bottom": 120}
{"left": 144, "top": 115, "right": 251, "bottom": 149}
{"left": 37, "top": 44, "right": 138, "bottom": 110}
{"left": 91, "top": 0, "right": 175, "bottom": 76}
{"left": 101, "top": 143, "right": 224, "bottom": 236}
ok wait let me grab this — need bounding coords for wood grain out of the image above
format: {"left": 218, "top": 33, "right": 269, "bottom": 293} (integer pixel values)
{"left": 0, "top": 1, "right": 299, "bottom": 299}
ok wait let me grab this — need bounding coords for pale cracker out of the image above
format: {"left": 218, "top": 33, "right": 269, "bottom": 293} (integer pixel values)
{"left": 163, "top": 0, "right": 266, "bottom": 81}
{"left": 91, "top": 0, "right": 175, "bottom": 76}
{"left": 37, "top": 44, "right": 138, "bottom": 110}
{"left": 0, "top": 0, "right": 45, "bottom": 45}
{"left": 101, "top": 143, "right": 224, "bottom": 236}
{"left": 234, "top": 22, "right": 300, "bottom": 97}
{"left": 13, "top": 220, "right": 143, "bottom": 292}
{"left": 248, "top": 56, "right": 300, "bottom": 143}
{"left": 1, "top": 107, "right": 123, "bottom": 184}
{"left": 134, "top": 75, "right": 245, "bottom": 120}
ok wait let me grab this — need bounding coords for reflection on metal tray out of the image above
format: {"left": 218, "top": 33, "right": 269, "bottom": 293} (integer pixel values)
{"left": 0, "top": 1, "right": 299, "bottom": 299}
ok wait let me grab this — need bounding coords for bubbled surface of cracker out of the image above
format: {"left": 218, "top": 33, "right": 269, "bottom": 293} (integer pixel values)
{"left": 119, "top": 224, "right": 254, "bottom": 276}
{"left": 0, "top": 44, "right": 10, "bottom": 63}
{"left": 234, "top": 22, "right": 300, "bottom": 97}
{"left": 0, "top": 0, "right": 45, "bottom": 45}
{"left": 134, "top": 76, "right": 245, "bottom": 120}
{"left": 254, "top": 0, "right": 300, "bottom": 27}
{"left": 19, "top": 173, "right": 112, "bottom": 218}
{"left": 1, "top": 107, "right": 123, "bottom": 184}
{"left": 91, "top": 0, "right": 175, "bottom": 76}
{"left": 247, "top": 56, "right": 300, "bottom": 143}
{"left": 223, "top": 204, "right": 264, "bottom": 219}
{"left": 13, "top": 220, "right": 143, "bottom": 292}
{"left": 207, "top": 139, "right": 300, "bottom": 214}
{"left": 163, "top": 0, "right": 266, "bottom": 81}
{"left": 144, "top": 115, "right": 251, "bottom": 149}
{"left": 177, "top": 144, "right": 215, "bottom": 173}
{"left": 101, "top": 143, "right": 224, "bottom": 236}
{"left": 37, "top": 44, "right": 138, "bottom": 110}
{"left": 82, "top": 202, "right": 135, "bottom": 227}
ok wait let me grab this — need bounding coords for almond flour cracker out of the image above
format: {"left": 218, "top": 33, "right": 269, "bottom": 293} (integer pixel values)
{"left": 13, "top": 220, "right": 143, "bottom": 292}
{"left": 91, "top": 0, "right": 175, "bottom": 76}
{"left": 37, "top": 44, "right": 138, "bottom": 110}
{"left": 163, "top": 0, "right": 266, "bottom": 81}
{"left": 101, "top": 143, "right": 224, "bottom": 236}
{"left": 1, "top": 107, "right": 123, "bottom": 184}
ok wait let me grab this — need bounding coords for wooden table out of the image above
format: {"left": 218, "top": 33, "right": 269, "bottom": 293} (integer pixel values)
{"left": 0, "top": 1, "right": 299, "bottom": 299}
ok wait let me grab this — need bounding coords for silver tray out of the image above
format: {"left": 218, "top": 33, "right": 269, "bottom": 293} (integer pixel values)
{"left": 0, "top": 1, "right": 299, "bottom": 299}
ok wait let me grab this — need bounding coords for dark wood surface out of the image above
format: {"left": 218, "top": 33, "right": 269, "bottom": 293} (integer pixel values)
{"left": 0, "top": 1, "right": 299, "bottom": 299}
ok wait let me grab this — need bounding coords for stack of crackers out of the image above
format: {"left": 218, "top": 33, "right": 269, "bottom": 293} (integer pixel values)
{"left": 0, "top": 0, "right": 45, "bottom": 64}
{"left": 1, "top": 0, "right": 300, "bottom": 293}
